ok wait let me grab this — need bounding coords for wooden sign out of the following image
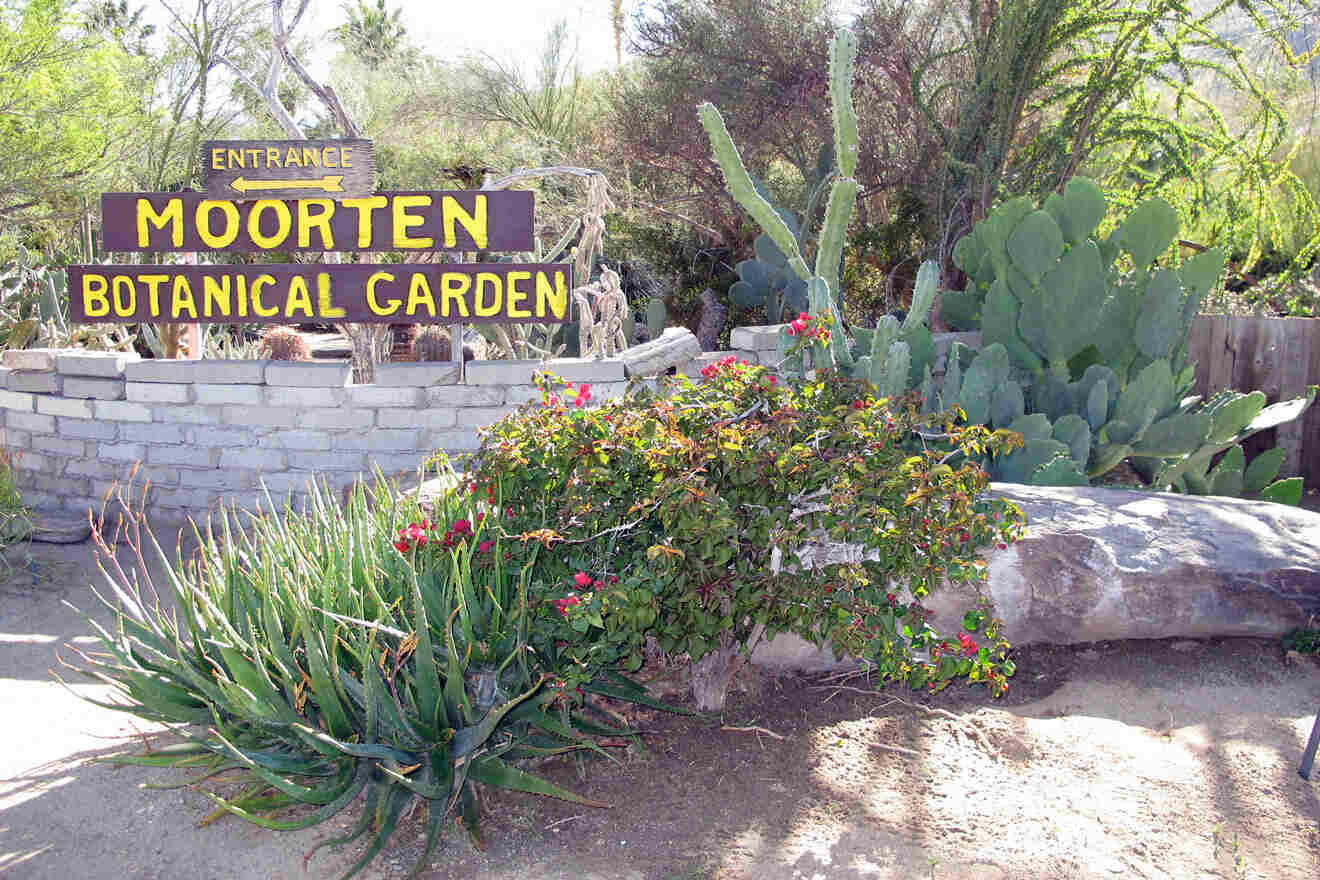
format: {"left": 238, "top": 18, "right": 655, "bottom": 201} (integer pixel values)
{"left": 201, "top": 139, "right": 375, "bottom": 200}
{"left": 101, "top": 190, "right": 534, "bottom": 253}
{"left": 67, "top": 263, "right": 571, "bottom": 324}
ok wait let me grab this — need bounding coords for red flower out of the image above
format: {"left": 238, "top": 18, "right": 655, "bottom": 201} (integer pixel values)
{"left": 402, "top": 523, "right": 428, "bottom": 545}
{"left": 393, "top": 539, "right": 412, "bottom": 553}
{"left": 552, "top": 593, "right": 583, "bottom": 616}
{"left": 478, "top": 540, "right": 494, "bottom": 553}
{"left": 797, "top": 311, "right": 810, "bottom": 322}
{"left": 574, "top": 571, "right": 593, "bottom": 588}
{"left": 545, "top": 395, "right": 560, "bottom": 407}
{"left": 957, "top": 632, "right": 979, "bottom": 657}
{"left": 573, "top": 383, "right": 593, "bottom": 407}
{"left": 451, "top": 518, "right": 473, "bottom": 536}
{"left": 768, "top": 375, "right": 777, "bottom": 387}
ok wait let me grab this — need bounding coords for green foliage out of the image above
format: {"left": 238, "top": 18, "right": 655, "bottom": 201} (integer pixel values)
{"left": 472, "top": 364, "right": 1026, "bottom": 699}
{"left": 67, "top": 475, "right": 659, "bottom": 878}
{"left": 0, "top": 449, "right": 30, "bottom": 551}
{"left": 334, "top": 0, "right": 408, "bottom": 70}
{"left": 645, "top": 296, "right": 668, "bottom": 340}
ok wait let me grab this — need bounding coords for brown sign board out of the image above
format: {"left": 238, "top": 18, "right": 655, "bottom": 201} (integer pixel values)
{"left": 67, "top": 263, "right": 571, "bottom": 324}
{"left": 101, "top": 190, "right": 534, "bottom": 253}
{"left": 201, "top": 139, "right": 376, "bottom": 200}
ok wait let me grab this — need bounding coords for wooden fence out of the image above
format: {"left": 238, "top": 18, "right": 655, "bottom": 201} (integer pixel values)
{"left": 1186, "top": 315, "right": 1320, "bottom": 486}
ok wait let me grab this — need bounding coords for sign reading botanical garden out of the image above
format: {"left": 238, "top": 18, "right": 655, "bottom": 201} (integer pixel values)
{"left": 69, "top": 139, "right": 569, "bottom": 324}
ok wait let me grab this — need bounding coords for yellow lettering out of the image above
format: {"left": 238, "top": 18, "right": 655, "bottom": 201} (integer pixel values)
{"left": 442, "top": 194, "right": 488, "bottom": 249}
{"left": 265, "top": 147, "right": 281, "bottom": 168}
{"left": 196, "top": 200, "right": 240, "bottom": 248}
{"left": 285, "top": 276, "right": 314, "bottom": 318}
{"left": 322, "top": 146, "right": 339, "bottom": 167}
{"left": 251, "top": 274, "right": 279, "bottom": 317}
{"left": 210, "top": 147, "right": 225, "bottom": 170}
{"left": 138, "top": 273, "right": 169, "bottom": 316}
{"left": 392, "top": 194, "right": 433, "bottom": 248}
{"left": 111, "top": 276, "right": 135, "bottom": 316}
{"left": 202, "top": 276, "right": 230, "bottom": 318}
{"left": 406, "top": 274, "right": 437, "bottom": 317}
{"left": 283, "top": 147, "right": 303, "bottom": 167}
{"left": 316, "top": 273, "right": 344, "bottom": 318}
{"left": 236, "top": 275, "right": 248, "bottom": 317}
{"left": 506, "top": 271, "right": 531, "bottom": 318}
{"left": 302, "top": 147, "right": 319, "bottom": 167}
{"left": 81, "top": 274, "right": 110, "bottom": 318}
{"left": 246, "top": 148, "right": 261, "bottom": 166}
{"left": 342, "top": 195, "right": 387, "bottom": 248}
{"left": 170, "top": 276, "right": 198, "bottom": 319}
{"left": 136, "top": 198, "right": 183, "bottom": 248}
{"left": 227, "top": 148, "right": 244, "bottom": 168}
{"left": 474, "top": 272, "right": 502, "bottom": 317}
{"left": 341, "top": 146, "right": 353, "bottom": 167}
{"left": 536, "top": 270, "right": 569, "bottom": 320}
{"left": 248, "top": 199, "right": 292, "bottom": 249}
{"left": 296, "top": 198, "right": 335, "bottom": 249}
{"left": 440, "top": 272, "right": 471, "bottom": 318}
{"left": 366, "top": 271, "right": 399, "bottom": 316}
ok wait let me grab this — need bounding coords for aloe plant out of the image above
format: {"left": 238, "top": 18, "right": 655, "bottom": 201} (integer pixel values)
{"left": 63, "top": 469, "right": 666, "bottom": 878}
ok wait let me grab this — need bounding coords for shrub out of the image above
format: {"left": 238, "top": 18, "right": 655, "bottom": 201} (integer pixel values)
{"left": 258, "top": 325, "right": 310, "bottom": 360}
{"left": 469, "top": 361, "right": 1026, "bottom": 710}
{"left": 64, "top": 475, "right": 660, "bottom": 878}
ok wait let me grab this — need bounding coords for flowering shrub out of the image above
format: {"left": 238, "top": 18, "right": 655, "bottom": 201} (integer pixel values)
{"left": 471, "top": 361, "right": 1025, "bottom": 706}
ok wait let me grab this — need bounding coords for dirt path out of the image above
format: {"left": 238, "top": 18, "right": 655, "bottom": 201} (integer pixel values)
{"left": 3, "top": 538, "right": 1319, "bottom": 879}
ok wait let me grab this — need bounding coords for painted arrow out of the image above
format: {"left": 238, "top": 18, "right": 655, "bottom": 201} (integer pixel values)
{"left": 230, "top": 175, "right": 345, "bottom": 194}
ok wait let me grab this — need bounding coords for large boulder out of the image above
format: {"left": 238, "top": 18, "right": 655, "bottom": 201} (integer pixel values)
{"left": 753, "top": 483, "right": 1320, "bottom": 670}
{"left": 934, "top": 483, "right": 1320, "bottom": 645}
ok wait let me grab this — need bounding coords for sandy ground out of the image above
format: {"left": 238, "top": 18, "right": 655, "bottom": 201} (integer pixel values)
{"left": 3, "top": 534, "right": 1320, "bottom": 880}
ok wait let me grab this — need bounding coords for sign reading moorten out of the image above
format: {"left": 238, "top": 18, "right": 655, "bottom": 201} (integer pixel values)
{"left": 70, "top": 138, "right": 566, "bottom": 325}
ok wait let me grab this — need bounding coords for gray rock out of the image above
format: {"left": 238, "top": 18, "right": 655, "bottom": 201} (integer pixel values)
{"left": 924, "top": 483, "right": 1320, "bottom": 645}
{"left": 618, "top": 328, "right": 701, "bottom": 377}
{"left": 30, "top": 510, "right": 92, "bottom": 544}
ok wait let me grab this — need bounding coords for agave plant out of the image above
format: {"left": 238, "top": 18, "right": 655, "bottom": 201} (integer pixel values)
{"left": 62, "top": 469, "right": 659, "bottom": 878}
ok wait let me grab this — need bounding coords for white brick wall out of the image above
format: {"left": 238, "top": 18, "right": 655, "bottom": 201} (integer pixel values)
{"left": 2, "top": 329, "right": 747, "bottom": 522}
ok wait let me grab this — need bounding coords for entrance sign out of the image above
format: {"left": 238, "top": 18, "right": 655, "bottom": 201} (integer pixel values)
{"left": 67, "top": 263, "right": 570, "bottom": 324}
{"left": 201, "top": 139, "right": 376, "bottom": 200}
{"left": 102, "top": 190, "right": 534, "bottom": 253}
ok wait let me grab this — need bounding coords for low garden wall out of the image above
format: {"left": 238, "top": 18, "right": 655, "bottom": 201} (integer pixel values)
{"left": 0, "top": 327, "right": 778, "bottom": 523}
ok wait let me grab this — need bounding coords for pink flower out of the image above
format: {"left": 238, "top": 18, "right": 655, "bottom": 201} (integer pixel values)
{"left": 475, "top": 512, "right": 485, "bottom": 525}
{"left": 552, "top": 594, "right": 583, "bottom": 616}
{"left": 478, "top": 540, "right": 495, "bottom": 553}
{"left": 402, "top": 523, "right": 428, "bottom": 545}
{"left": 545, "top": 395, "right": 560, "bottom": 407}
{"left": 573, "top": 383, "right": 593, "bottom": 407}
{"left": 451, "top": 518, "right": 473, "bottom": 536}
{"left": 393, "top": 539, "right": 411, "bottom": 553}
{"left": 574, "top": 571, "right": 593, "bottom": 588}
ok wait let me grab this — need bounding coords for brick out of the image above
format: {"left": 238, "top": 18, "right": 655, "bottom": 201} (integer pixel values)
{"left": 266, "top": 387, "right": 345, "bottom": 408}
{"left": 588, "top": 381, "right": 629, "bottom": 400}
{"left": 98, "top": 442, "right": 147, "bottom": 462}
{"left": 7, "top": 411, "right": 55, "bottom": 434}
{"left": 194, "top": 383, "right": 264, "bottom": 405}
{"left": 219, "top": 448, "right": 285, "bottom": 470}
{"left": 21, "top": 473, "right": 90, "bottom": 496}
{"left": 0, "top": 389, "right": 34, "bottom": 411}
{"left": 265, "top": 361, "right": 352, "bottom": 387}
{"left": 256, "top": 471, "right": 328, "bottom": 495}
{"left": 378, "top": 407, "right": 456, "bottom": 429}
{"left": 426, "top": 386, "right": 505, "bottom": 407}
{"left": 58, "top": 418, "right": 118, "bottom": 440}
{"left": 122, "top": 423, "right": 185, "bottom": 444}
{"left": 8, "top": 370, "right": 59, "bottom": 393}
{"left": 541, "top": 357, "right": 628, "bottom": 383}
{"left": 37, "top": 397, "right": 93, "bottom": 419}
{"left": 149, "top": 444, "right": 219, "bottom": 467}
{"left": 191, "top": 360, "right": 268, "bottom": 383}
{"left": 457, "top": 406, "right": 516, "bottom": 427}
{"left": 190, "top": 426, "right": 258, "bottom": 447}
{"left": 285, "top": 450, "right": 367, "bottom": 471}
{"left": 127, "top": 381, "right": 190, "bottom": 404}
{"left": 3, "top": 429, "right": 30, "bottom": 450}
{"left": 505, "top": 385, "right": 548, "bottom": 406}
{"left": 65, "top": 459, "right": 134, "bottom": 481}
{"left": 336, "top": 429, "right": 419, "bottom": 452}
{"left": 299, "top": 408, "right": 374, "bottom": 429}
{"left": 125, "top": 360, "right": 203, "bottom": 383}
{"left": 56, "top": 351, "right": 140, "bottom": 377}
{"left": 730, "top": 325, "right": 784, "bottom": 350}
{"left": 177, "top": 468, "right": 259, "bottom": 490}
{"left": 155, "top": 405, "right": 222, "bottom": 425}
{"left": 32, "top": 435, "right": 86, "bottom": 457}
{"left": 9, "top": 369, "right": 61, "bottom": 393}
{"left": 423, "top": 429, "right": 481, "bottom": 453}
{"left": 372, "top": 363, "right": 461, "bottom": 387}
{"left": 93, "top": 400, "right": 152, "bottom": 422}
{"left": 463, "top": 359, "right": 539, "bottom": 385}
{"left": 14, "top": 452, "right": 52, "bottom": 472}
{"left": 2, "top": 348, "right": 59, "bottom": 370}
{"left": 261, "top": 429, "right": 331, "bottom": 450}
{"left": 345, "top": 386, "right": 425, "bottom": 407}
{"left": 62, "top": 377, "right": 126, "bottom": 400}
{"left": 148, "top": 487, "right": 218, "bottom": 511}
{"left": 222, "top": 405, "right": 298, "bottom": 427}
{"left": 366, "top": 453, "right": 428, "bottom": 476}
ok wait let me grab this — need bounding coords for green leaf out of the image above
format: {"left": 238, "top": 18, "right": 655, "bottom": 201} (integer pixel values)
{"left": 468, "top": 755, "right": 608, "bottom": 806}
{"left": 1006, "top": 210, "right": 1065, "bottom": 285}
{"left": 1260, "top": 477, "right": 1303, "bottom": 506}
{"left": 1243, "top": 447, "right": 1286, "bottom": 494}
